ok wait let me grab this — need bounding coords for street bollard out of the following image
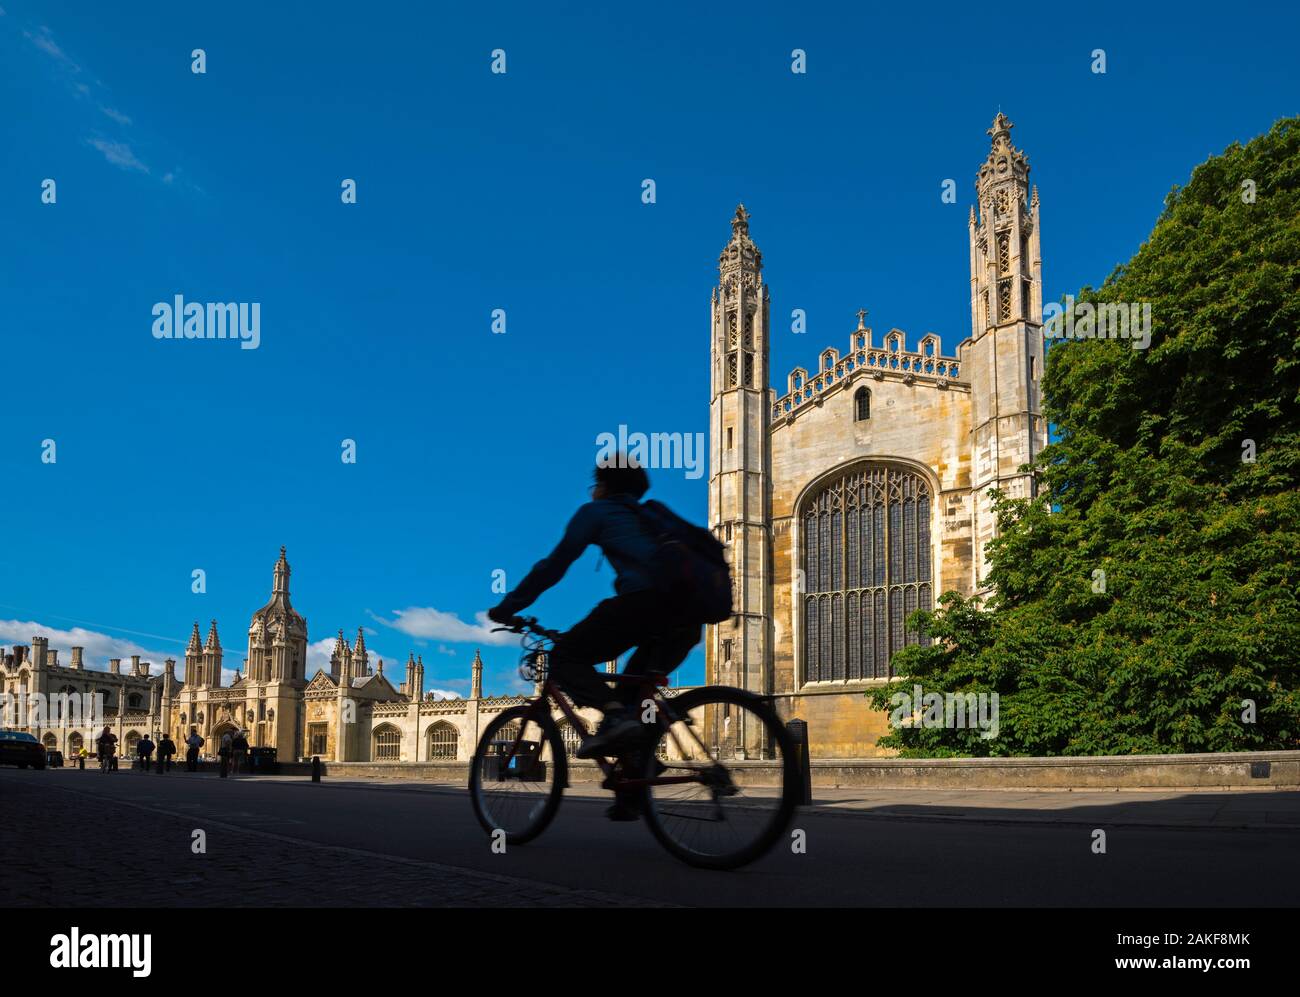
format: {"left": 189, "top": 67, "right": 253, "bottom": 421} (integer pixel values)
{"left": 786, "top": 718, "right": 813, "bottom": 805}
{"left": 311, "top": 755, "right": 321, "bottom": 783}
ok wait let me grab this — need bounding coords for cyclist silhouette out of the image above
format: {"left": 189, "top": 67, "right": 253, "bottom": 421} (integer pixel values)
{"left": 488, "top": 458, "right": 702, "bottom": 785}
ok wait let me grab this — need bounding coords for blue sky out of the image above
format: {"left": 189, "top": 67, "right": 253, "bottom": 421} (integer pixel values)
{"left": 1, "top": 0, "right": 1296, "bottom": 695}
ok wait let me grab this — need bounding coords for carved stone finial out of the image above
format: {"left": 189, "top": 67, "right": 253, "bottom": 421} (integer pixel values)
{"left": 987, "top": 112, "right": 1013, "bottom": 144}
{"left": 855, "top": 308, "right": 868, "bottom": 330}
{"left": 731, "top": 203, "right": 750, "bottom": 238}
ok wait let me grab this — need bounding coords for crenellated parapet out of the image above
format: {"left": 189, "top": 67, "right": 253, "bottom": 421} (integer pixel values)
{"left": 418, "top": 697, "right": 468, "bottom": 714}
{"left": 773, "top": 324, "right": 963, "bottom": 422}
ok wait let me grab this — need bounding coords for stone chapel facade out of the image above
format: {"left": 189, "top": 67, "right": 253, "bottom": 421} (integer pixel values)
{"left": 705, "top": 114, "right": 1047, "bottom": 757}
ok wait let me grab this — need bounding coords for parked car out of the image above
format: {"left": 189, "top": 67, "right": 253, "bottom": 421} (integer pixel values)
{"left": 0, "top": 730, "right": 47, "bottom": 769}
{"left": 46, "top": 749, "right": 64, "bottom": 768}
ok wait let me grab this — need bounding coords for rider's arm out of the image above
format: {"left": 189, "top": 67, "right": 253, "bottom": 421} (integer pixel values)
{"left": 496, "top": 504, "right": 601, "bottom": 615}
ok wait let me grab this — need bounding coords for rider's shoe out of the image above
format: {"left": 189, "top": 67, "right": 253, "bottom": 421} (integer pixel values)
{"left": 605, "top": 801, "right": 642, "bottom": 822}
{"left": 577, "top": 710, "right": 642, "bottom": 760}
{"left": 606, "top": 785, "right": 644, "bottom": 821}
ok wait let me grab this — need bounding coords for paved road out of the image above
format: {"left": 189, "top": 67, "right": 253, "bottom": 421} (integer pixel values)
{"left": 3, "top": 768, "right": 1297, "bottom": 906}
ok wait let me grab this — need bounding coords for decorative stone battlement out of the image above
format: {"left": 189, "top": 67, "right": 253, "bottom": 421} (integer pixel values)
{"left": 772, "top": 327, "right": 963, "bottom": 421}
{"left": 418, "top": 698, "right": 469, "bottom": 713}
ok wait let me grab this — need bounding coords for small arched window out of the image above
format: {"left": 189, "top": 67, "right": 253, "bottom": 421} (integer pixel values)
{"left": 854, "top": 387, "right": 871, "bottom": 422}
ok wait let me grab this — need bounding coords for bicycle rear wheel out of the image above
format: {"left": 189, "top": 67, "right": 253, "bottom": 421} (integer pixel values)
{"left": 641, "top": 686, "right": 798, "bottom": 870}
{"left": 468, "top": 705, "right": 567, "bottom": 845}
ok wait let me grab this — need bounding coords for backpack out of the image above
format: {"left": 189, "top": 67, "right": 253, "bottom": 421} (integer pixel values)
{"left": 631, "top": 500, "right": 733, "bottom": 624}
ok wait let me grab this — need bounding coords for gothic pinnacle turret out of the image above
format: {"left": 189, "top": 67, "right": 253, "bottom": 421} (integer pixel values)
{"left": 273, "top": 545, "right": 290, "bottom": 595}
{"left": 353, "top": 627, "right": 369, "bottom": 675}
{"left": 966, "top": 113, "right": 1047, "bottom": 589}
{"left": 205, "top": 619, "right": 221, "bottom": 652}
{"left": 708, "top": 199, "right": 772, "bottom": 705}
{"left": 976, "top": 112, "right": 1030, "bottom": 197}
{"left": 187, "top": 622, "right": 202, "bottom": 653}
{"left": 471, "top": 649, "right": 484, "bottom": 699}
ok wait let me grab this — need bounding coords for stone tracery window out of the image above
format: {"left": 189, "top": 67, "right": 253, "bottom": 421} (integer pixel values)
{"left": 558, "top": 721, "right": 582, "bottom": 758}
{"left": 801, "top": 465, "right": 932, "bottom": 681}
{"left": 427, "top": 721, "right": 458, "bottom": 760}
{"left": 373, "top": 724, "right": 401, "bottom": 761}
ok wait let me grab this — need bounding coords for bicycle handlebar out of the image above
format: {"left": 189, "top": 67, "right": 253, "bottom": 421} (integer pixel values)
{"left": 491, "top": 616, "right": 561, "bottom": 640}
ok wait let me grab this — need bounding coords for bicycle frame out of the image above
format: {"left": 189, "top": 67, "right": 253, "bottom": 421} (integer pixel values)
{"left": 495, "top": 672, "right": 703, "bottom": 790}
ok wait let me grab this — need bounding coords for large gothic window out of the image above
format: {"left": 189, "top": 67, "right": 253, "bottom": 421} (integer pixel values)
{"left": 427, "top": 722, "right": 458, "bottom": 760}
{"left": 373, "top": 724, "right": 401, "bottom": 761}
{"left": 801, "top": 465, "right": 932, "bottom": 681}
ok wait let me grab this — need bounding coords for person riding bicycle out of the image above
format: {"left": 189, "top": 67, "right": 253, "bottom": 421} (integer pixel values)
{"left": 487, "top": 458, "right": 703, "bottom": 782}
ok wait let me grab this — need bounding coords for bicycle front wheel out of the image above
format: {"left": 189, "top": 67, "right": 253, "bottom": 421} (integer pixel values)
{"left": 468, "top": 705, "right": 567, "bottom": 845}
{"left": 641, "top": 686, "right": 799, "bottom": 870}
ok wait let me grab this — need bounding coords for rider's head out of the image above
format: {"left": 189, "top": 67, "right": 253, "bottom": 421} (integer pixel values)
{"left": 592, "top": 455, "right": 649, "bottom": 500}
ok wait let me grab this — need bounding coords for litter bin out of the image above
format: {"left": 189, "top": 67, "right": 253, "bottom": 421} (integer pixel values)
{"left": 248, "top": 746, "right": 279, "bottom": 775}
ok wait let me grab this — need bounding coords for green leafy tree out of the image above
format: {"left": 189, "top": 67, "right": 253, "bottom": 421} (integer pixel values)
{"left": 869, "top": 118, "right": 1300, "bottom": 756}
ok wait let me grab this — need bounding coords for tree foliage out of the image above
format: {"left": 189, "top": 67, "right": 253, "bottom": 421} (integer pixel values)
{"left": 869, "top": 118, "right": 1300, "bottom": 756}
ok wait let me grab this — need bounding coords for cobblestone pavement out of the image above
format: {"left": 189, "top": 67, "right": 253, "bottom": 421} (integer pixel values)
{"left": 0, "top": 776, "right": 670, "bottom": 907}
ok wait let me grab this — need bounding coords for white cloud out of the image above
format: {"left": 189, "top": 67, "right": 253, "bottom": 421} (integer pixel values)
{"left": 0, "top": 619, "right": 176, "bottom": 675}
{"left": 87, "top": 137, "right": 148, "bottom": 173}
{"left": 24, "top": 26, "right": 77, "bottom": 69}
{"left": 437, "top": 644, "right": 457, "bottom": 656}
{"left": 426, "top": 689, "right": 461, "bottom": 701}
{"left": 99, "top": 105, "right": 131, "bottom": 125}
{"left": 371, "top": 607, "right": 516, "bottom": 646}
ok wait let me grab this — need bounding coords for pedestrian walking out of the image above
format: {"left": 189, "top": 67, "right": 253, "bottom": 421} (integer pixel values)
{"left": 230, "top": 729, "right": 249, "bottom": 777}
{"left": 158, "top": 733, "right": 176, "bottom": 773}
{"left": 218, "top": 730, "right": 233, "bottom": 778}
{"left": 137, "top": 733, "right": 155, "bottom": 772}
{"left": 185, "top": 726, "right": 204, "bottom": 772}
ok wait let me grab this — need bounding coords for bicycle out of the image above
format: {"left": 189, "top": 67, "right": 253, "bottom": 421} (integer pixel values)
{"left": 468, "top": 617, "right": 799, "bottom": 870}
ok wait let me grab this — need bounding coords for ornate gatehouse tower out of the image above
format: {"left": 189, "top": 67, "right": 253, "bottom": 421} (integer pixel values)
{"left": 243, "top": 546, "right": 310, "bottom": 750}
{"left": 704, "top": 116, "right": 1047, "bottom": 758}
